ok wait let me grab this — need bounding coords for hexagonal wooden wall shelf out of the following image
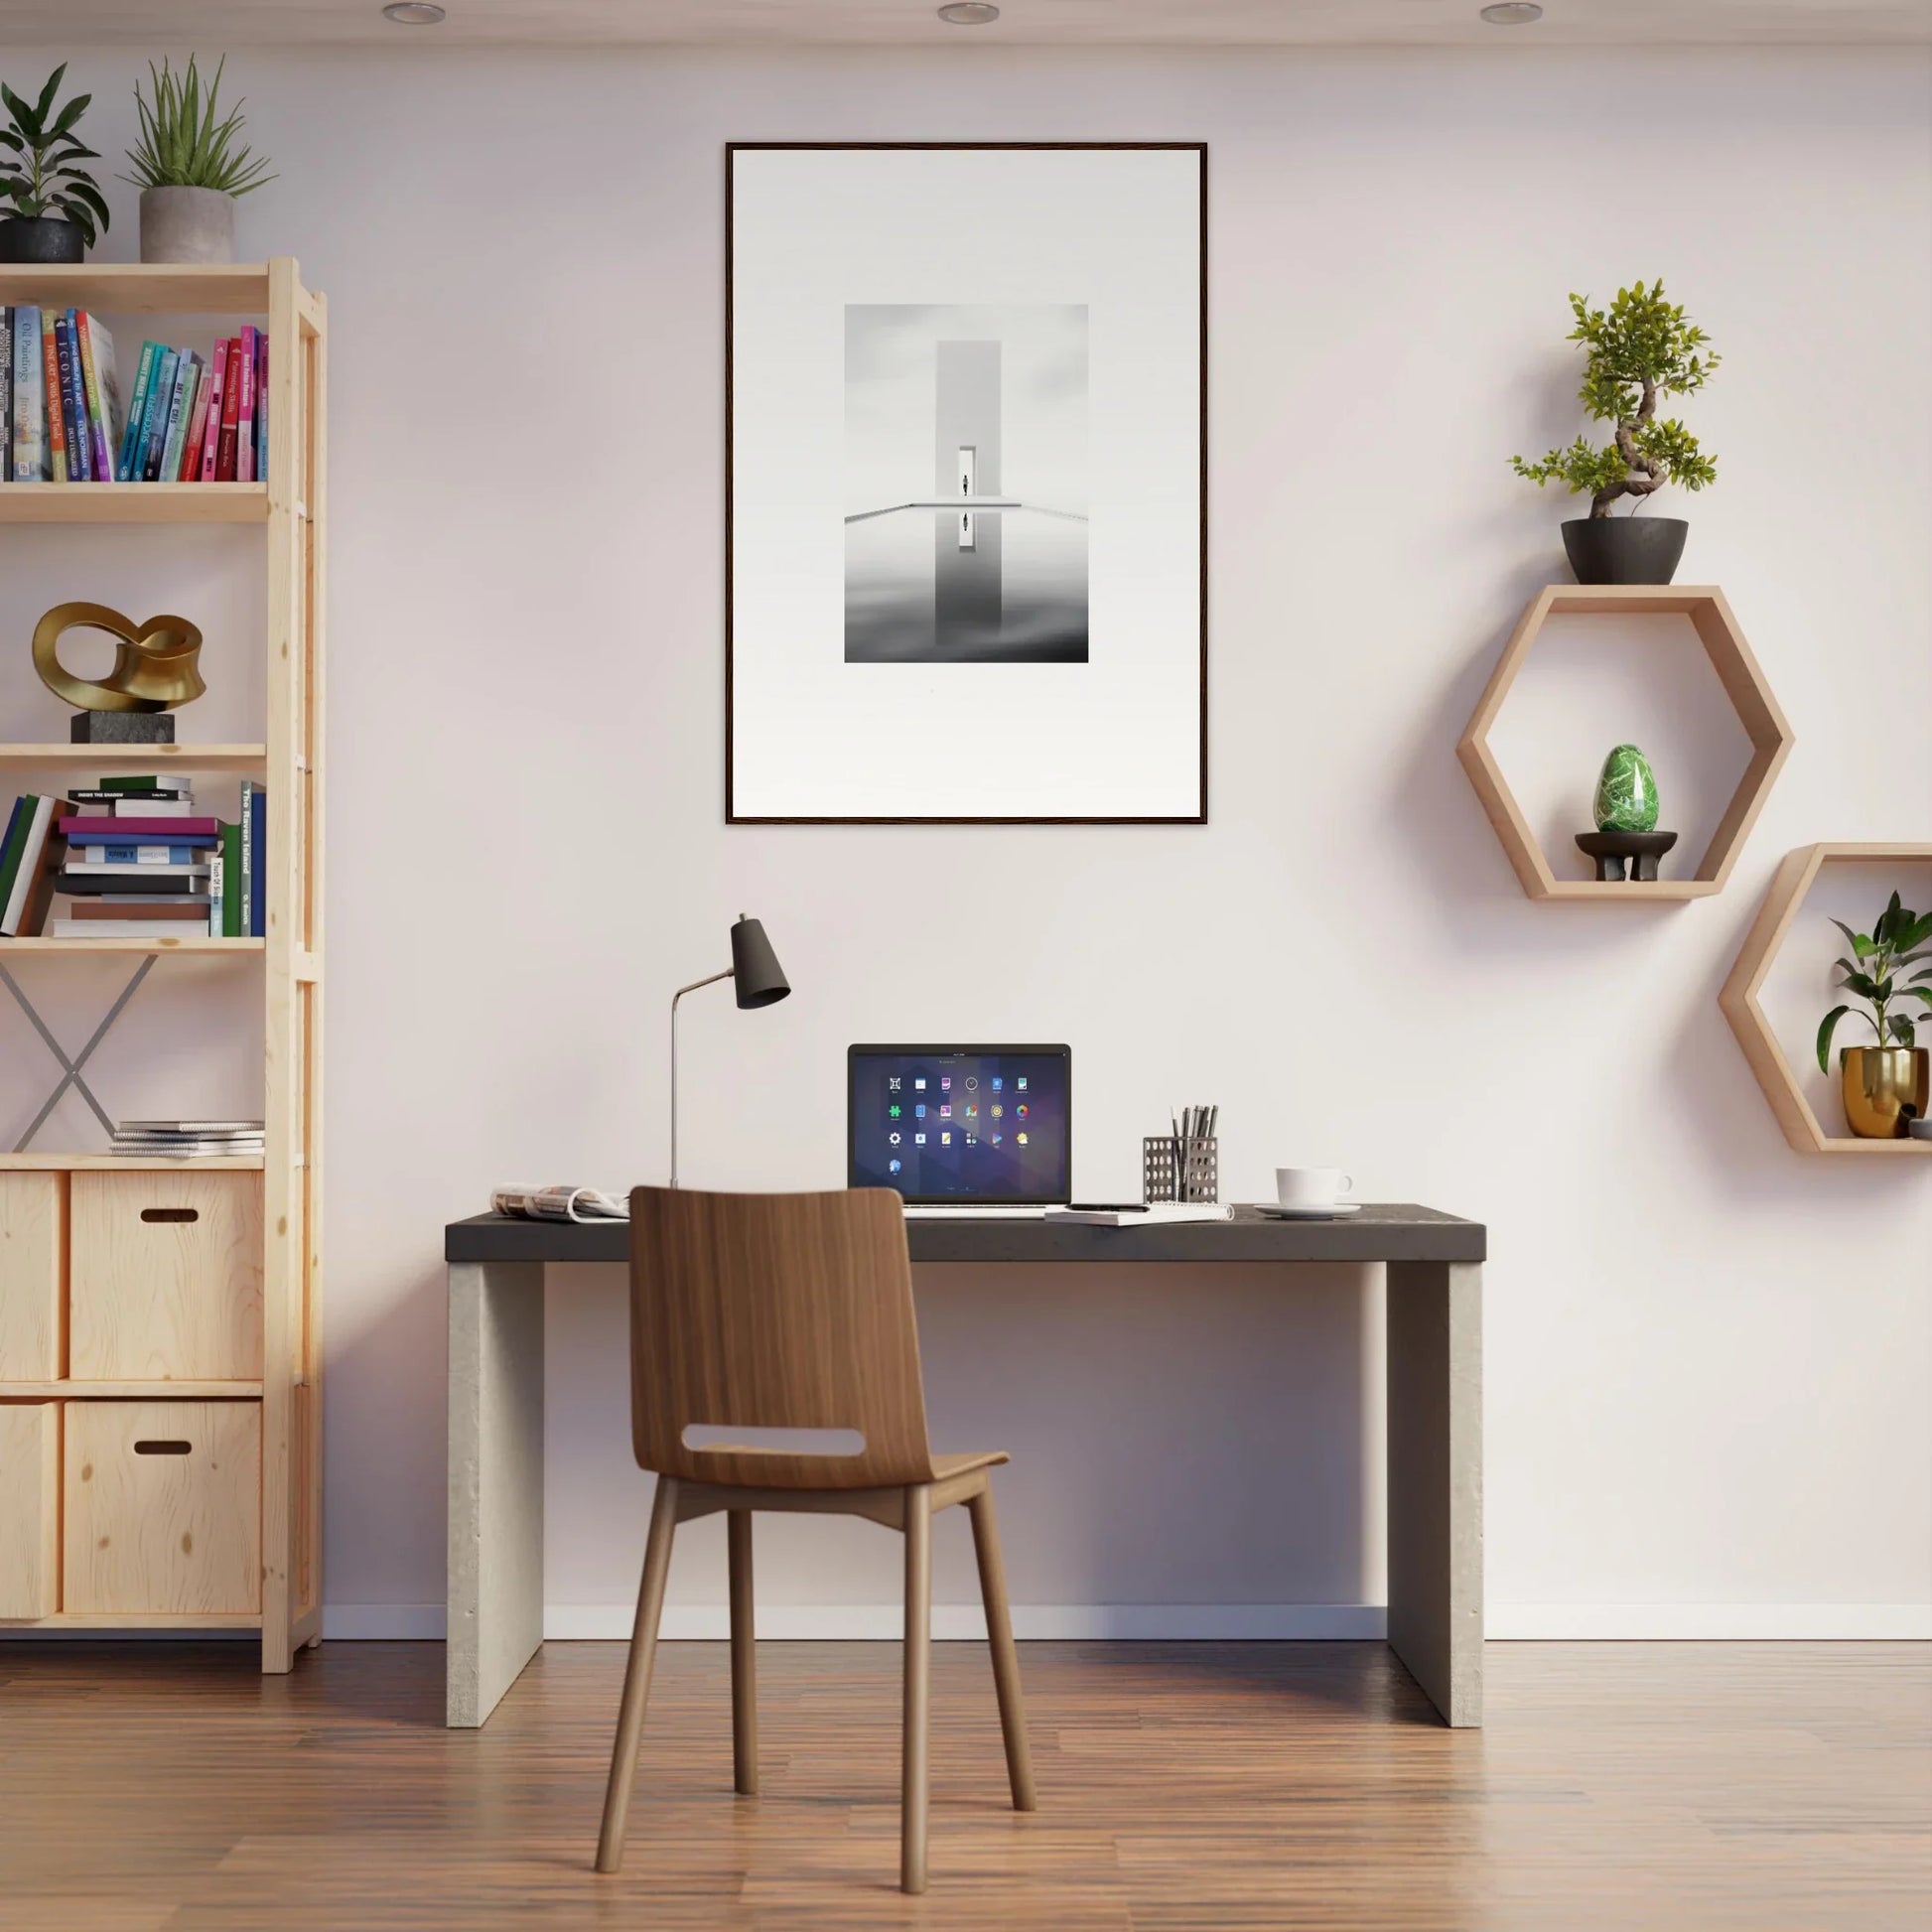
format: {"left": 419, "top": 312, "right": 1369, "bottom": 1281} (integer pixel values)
{"left": 1456, "top": 585, "right": 1795, "bottom": 900}
{"left": 1720, "top": 842, "right": 1932, "bottom": 1158}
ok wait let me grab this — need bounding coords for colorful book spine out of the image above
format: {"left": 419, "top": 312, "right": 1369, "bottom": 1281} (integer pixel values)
{"left": 235, "top": 327, "right": 258, "bottom": 485}
{"left": 238, "top": 779, "right": 255, "bottom": 940}
{"left": 1, "top": 795, "right": 59, "bottom": 936}
{"left": 0, "top": 308, "right": 11, "bottom": 477}
{"left": 75, "top": 312, "right": 118, "bottom": 483}
{"left": 12, "top": 307, "right": 44, "bottom": 480}
{"left": 220, "top": 821, "right": 242, "bottom": 937}
{"left": 40, "top": 311, "right": 67, "bottom": 484}
{"left": 254, "top": 333, "right": 268, "bottom": 482}
{"left": 215, "top": 338, "right": 242, "bottom": 481}
{"left": 159, "top": 353, "right": 200, "bottom": 485}
{"left": 55, "top": 314, "right": 89, "bottom": 482}
{"left": 0, "top": 796, "right": 30, "bottom": 908}
{"left": 66, "top": 815, "right": 219, "bottom": 840}
{"left": 138, "top": 347, "right": 180, "bottom": 483}
{"left": 179, "top": 357, "right": 212, "bottom": 481}
{"left": 198, "top": 340, "right": 227, "bottom": 480}
{"left": 206, "top": 847, "right": 224, "bottom": 935}
{"left": 118, "top": 340, "right": 160, "bottom": 481}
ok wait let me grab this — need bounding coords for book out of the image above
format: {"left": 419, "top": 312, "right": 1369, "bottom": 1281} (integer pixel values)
{"left": 59, "top": 868, "right": 209, "bottom": 895}
{"left": 118, "top": 340, "right": 160, "bottom": 480}
{"left": 65, "top": 817, "right": 221, "bottom": 841}
{"left": 220, "top": 820, "right": 242, "bottom": 936}
{"left": 215, "top": 338, "right": 242, "bottom": 481}
{"left": 67, "top": 898, "right": 211, "bottom": 920}
{"left": 119, "top": 1120, "right": 264, "bottom": 1134}
{"left": 158, "top": 353, "right": 200, "bottom": 484}
{"left": 73, "top": 850, "right": 211, "bottom": 873}
{"left": 198, "top": 339, "right": 227, "bottom": 481}
{"left": 66, "top": 788, "right": 194, "bottom": 804}
{"left": 249, "top": 784, "right": 266, "bottom": 937}
{"left": 207, "top": 844, "right": 223, "bottom": 934}
{"left": 235, "top": 326, "right": 258, "bottom": 484}
{"left": 0, "top": 796, "right": 30, "bottom": 909}
{"left": 140, "top": 347, "right": 182, "bottom": 482}
{"left": 179, "top": 355, "right": 212, "bottom": 481}
{"left": 75, "top": 312, "right": 120, "bottom": 483}
{"left": 0, "top": 306, "right": 10, "bottom": 471}
{"left": 97, "top": 774, "right": 187, "bottom": 794}
{"left": 41, "top": 310, "right": 67, "bottom": 483}
{"left": 110, "top": 1139, "right": 264, "bottom": 1158}
{"left": 13, "top": 307, "right": 45, "bottom": 480}
{"left": 254, "top": 332, "right": 268, "bottom": 480}
{"left": 1, "top": 795, "right": 60, "bottom": 935}
{"left": 48, "top": 919, "right": 206, "bottom": 939}
{"left": 1042, "top": 1204, "right": 1233, "bottom": 1227}
{"left": 54, "top": 314, "right": 88, "bottom": 482}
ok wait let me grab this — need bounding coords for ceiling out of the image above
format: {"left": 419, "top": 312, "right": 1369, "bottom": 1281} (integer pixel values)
{"left": 5, "top": 0, "right": 1929, "bottom": 46}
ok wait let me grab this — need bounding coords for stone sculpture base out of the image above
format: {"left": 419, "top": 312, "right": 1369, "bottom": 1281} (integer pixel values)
{"left": 70, "top": 712, "right": 175, "bottom": 744}
{"left": 1575, "top": 829, "right": 1679, "bottom": 883}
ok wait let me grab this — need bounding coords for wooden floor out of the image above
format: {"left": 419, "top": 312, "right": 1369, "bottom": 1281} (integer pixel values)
{"left": 0, "top": 1640, "right": 1926, "bottom": 1930}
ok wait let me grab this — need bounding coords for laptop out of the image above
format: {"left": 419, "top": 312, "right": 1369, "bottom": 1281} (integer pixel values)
{"left": 848, "top": 1043, "right": 1071, "bottom": 1217}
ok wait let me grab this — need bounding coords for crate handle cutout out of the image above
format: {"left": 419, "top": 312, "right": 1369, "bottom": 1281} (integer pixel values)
{"left": 133, "top": 1440, "right": 193, "bottom": 1455}
{"left": 681, "top": 1424, "right": 866, "bottom": 1456}
{"left": 140, "top": 1207, "right": 200, "bottom": 1224}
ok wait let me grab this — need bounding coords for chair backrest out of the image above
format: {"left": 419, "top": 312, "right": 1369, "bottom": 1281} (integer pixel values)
{"left": 626, "top": 1185, "right": 938, "bottom": 1490}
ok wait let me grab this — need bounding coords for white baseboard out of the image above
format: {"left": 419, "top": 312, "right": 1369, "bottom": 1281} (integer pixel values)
{"left": 316, "top": 1601, "right": 1932, "bottom": 1643}
{"left": 1487, "top": 1603, "right": 1932, "bottom": 1640}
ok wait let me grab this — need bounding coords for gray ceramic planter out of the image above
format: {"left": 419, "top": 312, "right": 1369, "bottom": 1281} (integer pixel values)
{"left": 139, "top": 186, "right": 236, "bottom": 264}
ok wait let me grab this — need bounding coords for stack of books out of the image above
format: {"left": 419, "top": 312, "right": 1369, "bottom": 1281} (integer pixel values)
{"left": 2, "top": 307, "right": 268, "bottom": 484}
{"left": 0, "top": 775, "right": 267, "bottom": 938}
{"left": 111, "top": 1119, "right": 265, "bottom": 1160}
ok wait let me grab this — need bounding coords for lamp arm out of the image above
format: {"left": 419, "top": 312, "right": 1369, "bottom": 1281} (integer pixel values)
{"left": 668, "top": 968, "right": 736, "bottom": 1188}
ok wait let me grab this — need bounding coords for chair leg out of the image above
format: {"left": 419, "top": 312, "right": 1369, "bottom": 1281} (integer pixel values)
{"left": 967, "top": 1484, "right": 1037, "bottom": 1812}
{"left": 595, "top": 1475, "right": 680, "bottom": 1873}
{"left": 728, "top": 1508, "right": 758, "bottom": 1796}
{"left": 901, "top": 1483, "right": 933, "bottom": 1895}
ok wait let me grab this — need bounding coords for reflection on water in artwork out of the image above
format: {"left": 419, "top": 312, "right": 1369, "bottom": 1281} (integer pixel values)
{"left": 845, "top": 507, "right": 1089, "bottom": 663}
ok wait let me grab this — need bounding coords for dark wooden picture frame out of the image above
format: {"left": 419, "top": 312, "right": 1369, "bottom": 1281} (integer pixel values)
{"left": 725, "top": 141, "right": 1208, "bottom": 825}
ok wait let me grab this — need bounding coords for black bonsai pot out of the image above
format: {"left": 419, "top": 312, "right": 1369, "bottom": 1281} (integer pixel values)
{"left": 1562, "top": 515, "right": 1688, "bottom": 586}
{"left": 0, "top": 215, "right": 86, "bottom": 264}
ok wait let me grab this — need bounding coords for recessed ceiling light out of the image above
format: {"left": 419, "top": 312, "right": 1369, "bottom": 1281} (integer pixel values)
{"left": 1479, "top": 2, "right": 1543, "bottom": 21}
{"left": 938, "top": 2, "right": 1001, "bottom": 23}
{"left": 382, "top": 2, "right": 447, "bottom": 22}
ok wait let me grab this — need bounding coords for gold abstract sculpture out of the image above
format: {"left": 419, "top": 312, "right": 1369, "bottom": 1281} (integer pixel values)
{"left": 33, "top": 602, "right": 206, "bottom": 714}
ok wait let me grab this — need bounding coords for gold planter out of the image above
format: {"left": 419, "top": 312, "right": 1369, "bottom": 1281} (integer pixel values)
{"left": 1840, "top": 1045, "right": 1930, "bottom": 1139}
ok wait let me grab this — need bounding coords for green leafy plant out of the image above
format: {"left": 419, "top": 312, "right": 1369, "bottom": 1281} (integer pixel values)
{"left": 1512, "top": 281, "right": 1719, "bottom": 518}
{"left": 122, "top": 57, "right": 274, "bottom": 198}
{"left": 0, "top": 65, "right": 110, "bottom": 246}
{"left": 1816, "top": 893, "right": 1932, "bottom": 1071}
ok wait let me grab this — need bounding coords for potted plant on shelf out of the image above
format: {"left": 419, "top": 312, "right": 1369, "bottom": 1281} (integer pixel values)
{"left": 1511, "top": 280, "right": 1719, "bottom": 586}
{"left": 1816, "top": 893, "right": 1932, "bottom": 1138}
{"left": 0, "top": 66, "right": 110, "bottom": 264}
{"left": 123, "top": 56, "right": 274, "bottom": 265}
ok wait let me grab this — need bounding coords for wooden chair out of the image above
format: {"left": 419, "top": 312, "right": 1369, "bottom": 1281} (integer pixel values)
{"left": 595, "top": 1185, "right": 1037, "bottom": 1894}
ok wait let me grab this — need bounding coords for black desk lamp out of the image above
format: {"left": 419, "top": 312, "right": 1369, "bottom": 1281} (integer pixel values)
{"left": 668, "top": 914, "right": 790, "bottom": 1186}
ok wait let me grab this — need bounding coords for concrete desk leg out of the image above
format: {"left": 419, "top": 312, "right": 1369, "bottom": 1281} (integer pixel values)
{"left": 448, "top": 1260, "right": 546, "bottom": 1727}
{"left": 1386, "top": 1260, "right": 1483, "bottom": 1726}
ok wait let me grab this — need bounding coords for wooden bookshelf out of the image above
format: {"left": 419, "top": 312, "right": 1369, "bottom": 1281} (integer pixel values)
{"left": 0, "top": 260, "right": 326, "bottom": 1668}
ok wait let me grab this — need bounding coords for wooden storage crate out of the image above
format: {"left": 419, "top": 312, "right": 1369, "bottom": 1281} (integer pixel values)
{"left": 0, "top": 1173, "right": 65, "bottom": 1379}
{"left": 0, "top": 1403, "right": 60, "bottom": 1618}
{"left": 64, "top": 1401, "right": 261, "bottom": 1615}
{"left": 69, "top": 1172, "right": 263, "bottom": 1382}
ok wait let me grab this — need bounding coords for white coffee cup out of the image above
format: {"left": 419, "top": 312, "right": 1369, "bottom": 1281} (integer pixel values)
{"left": 1276, "top": 1167, "right": 1353, "bottom": 1210}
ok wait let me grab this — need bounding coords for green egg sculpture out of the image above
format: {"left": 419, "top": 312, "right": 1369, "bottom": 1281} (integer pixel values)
{"left": 1594, "top": 744, "right": 1659, "bottom": 833}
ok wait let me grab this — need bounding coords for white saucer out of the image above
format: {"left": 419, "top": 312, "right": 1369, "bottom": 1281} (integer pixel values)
{"left": 1252, "top": 1201, "right": 1361, "bottom": 1219}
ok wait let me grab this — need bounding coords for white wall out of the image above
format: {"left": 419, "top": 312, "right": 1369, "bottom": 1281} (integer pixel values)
{"left": 5, "top": 44, "right": 1929, "bottom": 1640}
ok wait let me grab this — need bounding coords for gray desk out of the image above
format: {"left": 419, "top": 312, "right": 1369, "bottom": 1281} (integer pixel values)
{"left": 444, "top": 1203, "right": 1484, "bottom": 1729}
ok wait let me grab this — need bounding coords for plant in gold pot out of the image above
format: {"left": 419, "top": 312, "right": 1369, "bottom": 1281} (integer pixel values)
{"left": 1816, "top": 893, "right": 1932, "bottom": 1138}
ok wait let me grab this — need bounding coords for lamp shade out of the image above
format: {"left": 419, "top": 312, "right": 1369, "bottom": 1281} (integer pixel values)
{"left": 730, "top": 915, "right": 790, "bottom": 1009}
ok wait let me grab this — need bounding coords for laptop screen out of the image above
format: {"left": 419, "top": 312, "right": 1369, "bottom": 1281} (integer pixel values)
{"left": 848, "top": 1044, "right": 1071, "bottom": 1204}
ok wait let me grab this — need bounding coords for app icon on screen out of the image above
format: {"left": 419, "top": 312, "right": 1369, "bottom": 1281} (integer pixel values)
{"left": 1017, "top": 1133, "right": 1029, "bottom": 1146}
{"left": 965, "top": 1077, "right": 978, "bottom": 1091}
{"left": 964, "top": 1105, "right": 977, "bottom": 1119}
{"left": 941, "top": 1132, "right": 951, "bottom": 1146}
{"left": 889, "top": 1104, "right": 901, "bottom": 1118}
{"left": 914, "top": 1077, "right": 926, "bottom": 1090}
{"left": 939, "top": 1105, "right": 951, "bottom": 1118}
{"left": 915, "top": 1104, "right": 926, "bottom": 1118}
{"left": 914, "top": 1134, "right": 926, "bottom": 1145}
{"left": 889, "top": 1158, "right": 902, "bottom": 1174}
{"left": 1016, "top": 1104, "right": 1029, "bottom": 1120}
{"left": 990, "top": 1133, "right": 1003, "bottom": 1146}
{"left": 990, "top": 1104, "right": 1003, "bottom": 1119}
{"left": 940, "top": 1076, "right": 952, "bottom": 1091}
{"left": 1017, "top": 1076, "right": 1028, "bottom": 1091}
{"left": 991, "top": 1076, "right": 1003, "bottom": 1092}
{"left": 889, "top": 1076, "right": 902, "bottom": 1092}
{"left": 890, "top": 1132, "right": 901, "bottom": 1145}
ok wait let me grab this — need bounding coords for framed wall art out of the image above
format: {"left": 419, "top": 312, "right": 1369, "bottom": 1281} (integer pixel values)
{"left": 726, "top": 142, "right": 1206, "bottom": 824}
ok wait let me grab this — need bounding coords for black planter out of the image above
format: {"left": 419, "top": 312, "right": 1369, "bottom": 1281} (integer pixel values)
{"left": 0, "top": 215, "right": 86, "bottom": 264}
{"left": 1561, "top": 516, "right": 1688, "bottom": 586}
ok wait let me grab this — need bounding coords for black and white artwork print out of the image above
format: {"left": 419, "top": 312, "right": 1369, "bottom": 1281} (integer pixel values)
{"left": 843, "top": 305, "right": 1089, "bottom": 664}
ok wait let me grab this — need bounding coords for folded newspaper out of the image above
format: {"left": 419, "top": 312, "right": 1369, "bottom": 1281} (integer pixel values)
{"left": 490, "top": 1184, "right": 630, "bottom": 1224}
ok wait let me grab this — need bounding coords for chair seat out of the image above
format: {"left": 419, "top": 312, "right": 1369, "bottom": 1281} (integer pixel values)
{"left": 931, "top": 1450, "right": 1008, "bottom": 1481}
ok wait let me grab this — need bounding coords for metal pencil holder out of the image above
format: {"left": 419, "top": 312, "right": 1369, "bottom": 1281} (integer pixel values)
{"left": 1143, "top": 1135, "right": 1219, "bottom": 1205}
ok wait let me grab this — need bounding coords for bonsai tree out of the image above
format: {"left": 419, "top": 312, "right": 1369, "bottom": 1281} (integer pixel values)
{"left": 1512, "top": 281, "right": 1718, "bottom": 518}
{"left": 1816, "top": 893, "right": 1932, "bottom": 1071}
{"left": 0, "top": 65, "right": 110, "bottom": 247}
